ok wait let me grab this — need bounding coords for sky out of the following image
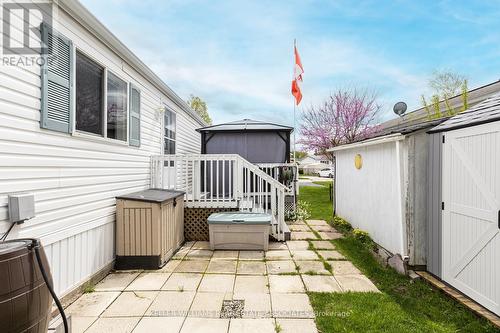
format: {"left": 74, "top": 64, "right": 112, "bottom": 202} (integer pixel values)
{"left": 81, "top": 0, "right": 500, "bottom": 128}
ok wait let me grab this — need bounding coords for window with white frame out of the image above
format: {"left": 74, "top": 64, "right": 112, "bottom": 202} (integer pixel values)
{"left": 107, "top": 72, "right": 128, "bottom": 141}
{"left": 75, "top": 51, "right": 128, "bottom": 142}
{"left": 164, "top": 109, "right": 176, "bottom": 155}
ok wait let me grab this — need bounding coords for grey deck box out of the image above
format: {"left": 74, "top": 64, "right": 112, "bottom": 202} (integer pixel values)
{"left": 207, "top": 212, "right": 271, "bottom": 250}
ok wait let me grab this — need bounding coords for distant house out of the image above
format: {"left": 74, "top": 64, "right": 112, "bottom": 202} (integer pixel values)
{"left": 298, "top": 154, "right": 332, "bottom": 175}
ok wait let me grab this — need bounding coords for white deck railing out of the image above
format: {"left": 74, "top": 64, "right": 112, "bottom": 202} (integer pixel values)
{"left": 256, "top": 163, "right": 299, "bottom": 196}
{"left": 151, "top": 154, "right": 288, "bottom": 241}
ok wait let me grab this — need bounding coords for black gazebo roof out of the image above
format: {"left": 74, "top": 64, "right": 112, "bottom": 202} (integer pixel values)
{"left": 197, "top": 119, "right": 294, "bottom": 133}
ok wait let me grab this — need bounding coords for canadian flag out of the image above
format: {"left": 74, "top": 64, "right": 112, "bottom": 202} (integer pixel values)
{"left": 291, "top": 45, "right": 304, "bottom": 105}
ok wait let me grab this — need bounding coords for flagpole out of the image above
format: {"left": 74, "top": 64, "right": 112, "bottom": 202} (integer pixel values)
{"left": 293, "top": 38, "right": 296, "bottom": 163}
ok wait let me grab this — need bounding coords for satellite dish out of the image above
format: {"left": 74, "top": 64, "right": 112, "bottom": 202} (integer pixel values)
{"left": 393, "top": 102, "right": 407, "bottom": 117}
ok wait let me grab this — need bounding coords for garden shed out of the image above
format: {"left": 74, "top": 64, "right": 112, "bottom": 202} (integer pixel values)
{"left": 329, "top": 119, "right": 445, "bottom": 268}
{"left": 427, "top": 93, "right": 500, "bottom": 316}
{"left": 197, "top": 119, "right": 293, "bottom": 163}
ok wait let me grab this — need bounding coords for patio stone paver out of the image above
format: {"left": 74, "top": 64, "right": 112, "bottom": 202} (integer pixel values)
{"left": 66, "top": 291, "right": 120, "bottom": 317}
{"left": 172, "top": 247, "right": 190, "bottom": 260}
{"left": 335, "top": 274, "right": 379, "bottom": 292}
{"left": 132, "top": 317, "right": 185, "bottom": 333}
{"left": 102, "top": 291, "right": 158, "bottom": 317}
{"left": 268, "top": 242, "right": 288, "bottom": 250}
{"left": 146, "top": 291, "right": 196, "bottom": 316}
{"left": 59, "top": 316, "right": 96, "bottom": 333}
{"left": 276, "top": 318, "right": 318, "bottom": 333}
{"left": 291, "top": 231, "right": 317, "bottom": 240}
{"left": 237, "top": 261, "right": 266, "bottom": 275}
{"left": 157, "top": 259, "right": 182, "bottom": 272}
{"left": 206, "top": 260, "right": 237, "bottom": 274}
{"left": 174, "top": 260, "right": 209, "bottom": 273}
{"left": 212, "top": 250, "right": 239, "bottom": 260}
{"left": 288, "top": 224, "right": 311, "bottom": 232}
{"left": 265, "top": 250, "right": 292, "bottom": 260}
{"left": 161, "top": 273, "right": 203, "bottom": 291}
{"left": 271, "top": 293, "right": 315, "bottom": 318}
{"left": 317, "top": 250, "right": 345, "bottom": 260}
{"left": 180, "top": 317, "right": 229, "bottom": 333}
{"left": 186, "top": 249, "right": 213, "bottom": 259}
{"left": 94, "top": 272, "right": 139, "bottom": 291}
{"left": 318, "top": 231, "right": 343, "bottom": 240}
{"left": 266, "top": 260, "right": 297, "bottom": 274}
{"left": 188, "top": 292, "right": 230, "bottom": 318}
{"left": 198, "top": 274, "right": 235, "bottom": 293}
{"left": 290, "top": 250, "right": 320, "bottom": 260}
{"left": 329, "top": 260, "right": 362, "bottom": 275}
{"left": 302, "top": 275, "right": 342, "bottom": 292}
{"left": 86, "top": 317, "right": 140, "bottom": 333}
{"left": 311, "top": 225, "right": 337, "bottom": 232}
{"left": 306, "top": 219, "right": 329, "bottom": 226}
{"left": 233, "top": 292, "right": 271, "bottom": 318}
{"left": 238, "top": 250, "right": 264, "bottom": 260}
{"left": 191, "top": 241, "right": 211, "bottom": 250}
{"left": 269, "top": 275, "right": 305, "bottom": 293}
{"left": 228, "top": 318, "right": 276, "bottom": 333}
{"left": 296, "top": 261, "right": 330, "bottom": 275}
{"left": 286, "top": 241, "right": 310, "bottom": 250}
{"left": 125, "top": 273, "right": 171, "bottom": 291}
{"left": 68, "top": 235, "right": 383, "bottom": 332}
{"left": 310, "top": 240, "right": 335, "bottom": 250}
{"left": 234, "top": 275, "right": 269, "bottom": 293}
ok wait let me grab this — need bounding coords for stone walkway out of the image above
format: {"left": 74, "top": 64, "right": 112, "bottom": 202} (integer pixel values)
{"left": 58, "top": 220, "right": 378, "bottom": 333}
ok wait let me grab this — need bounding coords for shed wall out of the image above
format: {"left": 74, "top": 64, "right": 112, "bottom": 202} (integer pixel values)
{"left": 335, "top": 142, "right": 406, "bottom": 255}
{"left": 426, "top": 133, "right": 442, "bottom": 277}
{"left": 406, "top": 132, "right": 430, "bottom": 266}
{"left": 0, "top": 3, "right": 201, "bottom": 296}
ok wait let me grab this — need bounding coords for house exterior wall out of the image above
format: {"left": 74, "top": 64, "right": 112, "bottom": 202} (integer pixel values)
{"left": 335, "top": 141, "right": 406, "bottom": 255}
{"left": 0, "top": 2, "right": 202, "bottom": 296}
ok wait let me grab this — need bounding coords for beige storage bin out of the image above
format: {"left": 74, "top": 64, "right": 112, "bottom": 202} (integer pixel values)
{"left": 208, "top": 212, "right": 271, "bottom": 250}
{"left": 115, "top": 189, "right": 184, "bottom": 269}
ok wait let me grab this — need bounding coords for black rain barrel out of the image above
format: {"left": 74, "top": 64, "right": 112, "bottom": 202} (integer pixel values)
{"left": 0, "top": 239, "right": 52, "bottom": 333}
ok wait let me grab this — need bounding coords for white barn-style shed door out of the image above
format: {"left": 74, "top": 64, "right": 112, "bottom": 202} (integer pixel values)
{"left": 442, "top": 121, "right": 500, "bottom": 316}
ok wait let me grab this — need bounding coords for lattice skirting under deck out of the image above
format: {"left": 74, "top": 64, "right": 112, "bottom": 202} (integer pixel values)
{"left": 184, "top": 207, "right": 239, "bottom": 241}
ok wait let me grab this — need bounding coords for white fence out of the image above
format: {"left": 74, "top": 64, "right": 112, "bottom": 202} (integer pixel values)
{"left": 151, "top": 154, "right": 288, "bottom": 240}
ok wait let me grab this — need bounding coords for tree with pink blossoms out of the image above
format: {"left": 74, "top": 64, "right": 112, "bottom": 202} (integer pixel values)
{"left": 299, "top": 88, "right": 381, "bottom": 156}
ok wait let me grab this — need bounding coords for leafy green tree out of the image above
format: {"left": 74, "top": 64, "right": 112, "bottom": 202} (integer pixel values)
{"left": 422, "top": 71, "right": 468, "bottom": 120}
{"left": 187, "top": 95, "right": 212, "bottom": 125}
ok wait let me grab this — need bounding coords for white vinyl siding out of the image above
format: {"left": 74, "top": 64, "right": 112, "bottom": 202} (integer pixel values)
{"left": 0, "top": 3, "right": 202, "bottom": 296}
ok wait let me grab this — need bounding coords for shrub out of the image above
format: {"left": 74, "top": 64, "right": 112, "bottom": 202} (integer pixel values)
{"left": 286, "top": 200, "right": 311, "bottom": 221}
{"left": 352, "top": 228, "right": 372, "bottom": 246}
{"left": 332, "top": 216, "right": 352, "bottom": 233}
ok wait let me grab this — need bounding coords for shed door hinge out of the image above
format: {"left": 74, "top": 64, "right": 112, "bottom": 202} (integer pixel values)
{"left": 442, "top": 135, "right": 445, "bottom": 143}
{"left": 441, "top": 202, "right": 445, "bottom": 210}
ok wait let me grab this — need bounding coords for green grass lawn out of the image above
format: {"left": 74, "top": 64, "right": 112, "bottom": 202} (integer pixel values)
{"left": 298, "top": 182, "right": 333, "bottom": 221}
{"left": 300, "top": 184, "right": 499, "bottom": 333}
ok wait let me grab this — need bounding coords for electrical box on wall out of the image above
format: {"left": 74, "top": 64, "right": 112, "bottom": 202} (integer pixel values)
{"left": 8, "top": 193, "right": 35, "bottom": 223}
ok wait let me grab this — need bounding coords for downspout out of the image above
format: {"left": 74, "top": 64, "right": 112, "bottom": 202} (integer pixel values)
{"left": 395, "top": 140, "right": 409, "bottom": 261}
